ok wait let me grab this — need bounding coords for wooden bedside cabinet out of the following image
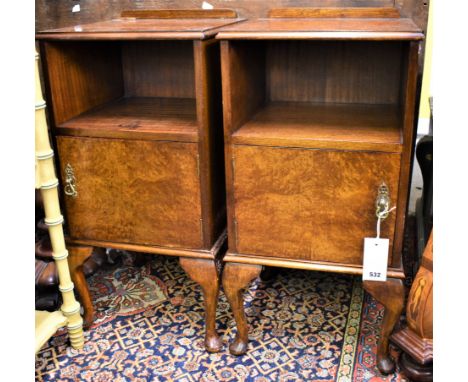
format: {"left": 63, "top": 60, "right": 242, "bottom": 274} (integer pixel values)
{"left": 36, "top": 9, "right": 242, "bottom": 353}
{"left": 217, "top": 8, "right": 423, "bottom": 373}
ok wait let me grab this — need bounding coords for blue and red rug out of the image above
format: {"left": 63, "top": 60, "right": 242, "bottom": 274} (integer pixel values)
{"left": 35, "top": 254, "right": 407, "bottom": 381}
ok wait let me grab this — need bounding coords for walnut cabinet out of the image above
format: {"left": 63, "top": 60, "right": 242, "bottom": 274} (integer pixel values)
{"left": 36, "top": 9, "right": 242, "bottom": 352}
{"left": 216, "top": 8, "right": 423, "bottom": 374}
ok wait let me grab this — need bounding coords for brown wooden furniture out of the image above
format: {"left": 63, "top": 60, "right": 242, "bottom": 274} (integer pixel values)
{"left": 36, "top": 9, "right": 242, "bottom": 352}
{"left": 217, "top": 8, "right": 423, "bottom": 374}
{"left": 392, "top": 230, "right": 433, "bottom": 381}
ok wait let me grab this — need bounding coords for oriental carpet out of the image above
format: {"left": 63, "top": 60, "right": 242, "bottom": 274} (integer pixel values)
{"left": 35, "top": 252, "right": 408, "bottom": 382}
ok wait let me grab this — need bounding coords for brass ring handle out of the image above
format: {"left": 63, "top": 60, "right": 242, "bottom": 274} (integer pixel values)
{"left": 64, "top": 163, "right": 78, "bottom": 198}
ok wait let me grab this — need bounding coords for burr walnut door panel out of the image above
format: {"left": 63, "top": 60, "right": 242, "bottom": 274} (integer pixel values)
{"left": 57, "top": 136, "right": 203, "bottom": 249}
{"left": 232, "top": 145, "right": 401, "bottom": 265}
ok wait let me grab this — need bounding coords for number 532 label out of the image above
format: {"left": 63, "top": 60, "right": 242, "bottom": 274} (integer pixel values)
{"left": 362, "top": 238, "right": 389, "bottom": 282}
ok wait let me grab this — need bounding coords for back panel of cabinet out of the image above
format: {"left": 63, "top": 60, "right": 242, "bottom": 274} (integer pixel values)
{"left": 266, "top": 40, "right": 404, "bottom": 104}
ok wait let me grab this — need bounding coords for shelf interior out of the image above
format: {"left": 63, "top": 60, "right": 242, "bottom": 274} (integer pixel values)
{"left": 58, "top": 97, "right": 199, "bottom": 142}
{"left": 225, "top": 40, "right": 408, "bottom": 152}
{"left": 232, "top": 101, "right": 402, "bottom": 152}
{"left": 43, "top": 40, "right": 198, "bottom": 141}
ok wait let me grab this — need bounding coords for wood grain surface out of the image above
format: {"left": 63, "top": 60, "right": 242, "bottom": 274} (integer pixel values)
{"left": 40, "top": 41, "right": 123, "bottom": 126}
{"left": 57, "top": 136, "right": 203, "bottom": 249}
{"left": 392, "top": 41, "right": 419, "bottom": 268}
{"left": 57, "top": 97, "right": 198, "bottom": 142}
{"left": 220, "top": 41, "right": 266, "bottom": 135}
{"left": 220, "top": 40, "right": 266, "bottom": 248}
{"left": 194, "top": 40, "right": 227, "bottom": 247}
{"left": 231, "top": 145, "right": 401, "bottom": 265}
{"left": 35, "top": 1, "right": 428, "bottom": 34}
{"left": 121, "top": 9, "right": 238, "bottom": 18}
{"left": 223, "top": 252, "right": 405, "bottom": 279}
{"left": 37, "top": 18, "right": 244, "bottom": 40}
{"left": 266, "top": 40, "right": 404, "bottom": 104}
{"left": 232, "top": 102, "right": 403, "bottom": 152}
{"left": 122, "top": 40, "right": 195, "bottom": 98}
{"left": 215, "top": 18, "right": 423, "bottom": 40}
{"left": 268, "top": 7, "right": 401, "bottom": 18}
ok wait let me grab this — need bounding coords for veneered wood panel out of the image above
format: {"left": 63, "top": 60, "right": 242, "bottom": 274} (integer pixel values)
{"left": 57, "top": 136, "right": 203, "bottom": 249}
{"left": 41, "top": 41, "right": 123, "bottom": 126}
{"left": 122, "top": 41, "right": 195, "bottom": 98}
{"left": 232, "top": 145, "right": 400, "bottom": 265}
{"left": 267, "top": 41, "right": 404, "bottom": 104}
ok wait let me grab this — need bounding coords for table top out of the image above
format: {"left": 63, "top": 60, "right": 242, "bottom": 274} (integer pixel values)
{"left": 216, "top": 17, "right": 423, "bottom": 41}
{"left": 37, "top": 17, "right": 245, "bottom": 40}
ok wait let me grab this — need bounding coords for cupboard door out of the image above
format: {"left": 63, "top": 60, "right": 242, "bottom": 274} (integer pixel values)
{"left": 232, "top": 145, "right": 401, "bottom": 265}
{"left": 57, "top": 136, "right": 203, "bottom": 249}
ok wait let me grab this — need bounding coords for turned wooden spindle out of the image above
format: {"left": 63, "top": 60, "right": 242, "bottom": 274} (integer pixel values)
{"left": 35, "top": 49, "right": 85, "bottom": 350}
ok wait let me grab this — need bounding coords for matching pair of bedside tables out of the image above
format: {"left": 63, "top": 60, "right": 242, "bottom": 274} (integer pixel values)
{"left": 36, "top": 7, "right": 423, "bottom": 374}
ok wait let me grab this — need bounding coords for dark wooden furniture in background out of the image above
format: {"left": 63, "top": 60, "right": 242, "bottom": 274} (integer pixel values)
{"left": 415, "top": 97, "right": 433, "bottom": 269}
{"left": 36, "top": 9, "right": 241, "bottom": 352}
{"left": 217, "top": 8, "right": 423, "bottom": 374}
{"left": 392, "top": 230, "right": 433, "bottom": 381}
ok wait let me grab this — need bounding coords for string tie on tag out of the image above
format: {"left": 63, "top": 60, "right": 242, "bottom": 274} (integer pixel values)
{"left": 376, "top": 206, "right": 396, "bottom": 238}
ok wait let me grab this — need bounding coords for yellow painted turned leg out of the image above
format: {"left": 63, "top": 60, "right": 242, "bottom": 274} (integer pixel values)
{"left": 35, "top": 49, "right": 84, "bottom": 350}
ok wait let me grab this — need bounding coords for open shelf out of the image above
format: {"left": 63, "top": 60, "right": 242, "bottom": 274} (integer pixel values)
{"left": 42, "top": 40, "right": 199, "bottom": 141}
{"left": 232, "top": 101, "right": 402, "bottom": 152}
{"left": 223, "top": 40, "right": 408, "bottom": 153}
{"left": 57, "top": 97, "right": 198, "bottom": 142}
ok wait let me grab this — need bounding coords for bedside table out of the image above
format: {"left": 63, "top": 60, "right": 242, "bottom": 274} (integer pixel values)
{"left": 36, "top": 9, "right": 242, "bottom": 352}
{"left": 216, "top": 7, "right": 423, "bottom": 373}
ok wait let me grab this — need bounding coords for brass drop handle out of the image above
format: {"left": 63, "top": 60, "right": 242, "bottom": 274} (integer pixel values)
{"left": 374, "top": 182, "right": 396, "bottom": 238}
{"left": 64, "top": 163, "right": 78, "bottom": 198}
{"left": 375, "top": 182, "right": 394, "bottom": 220}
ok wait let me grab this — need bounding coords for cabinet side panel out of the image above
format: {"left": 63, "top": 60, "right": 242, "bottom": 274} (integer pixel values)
{"left": 194, "top": 40, "right": 226, "bottom": 247}
{"left": 233, "top": 145, "right": 401, "bottom": 265}
{"left": 221, "top": 41, "right": 266, "bottom": 252}
{"left": 42, "top": 41, "right": 124, "bottom": 126}
{"left": 57, "top": 137, "right": 203, "bottom": 249}
{"left": 221, "top": 41, "right": 266, "bottom": 134}
{"left": 392, "top": 41, "right": 420, "bottom": 268}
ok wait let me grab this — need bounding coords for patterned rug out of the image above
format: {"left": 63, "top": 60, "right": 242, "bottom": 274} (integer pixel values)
{"left": 35, "top": 253, "right": 408, "bottom": 382}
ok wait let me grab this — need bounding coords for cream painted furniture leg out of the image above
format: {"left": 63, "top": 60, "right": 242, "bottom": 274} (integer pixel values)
{"left": 35, "top": 49, "right": 84, "bottom": 352}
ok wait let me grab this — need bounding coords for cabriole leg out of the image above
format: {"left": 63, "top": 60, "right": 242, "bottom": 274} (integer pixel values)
{"left": 363, "top": 278, "right": 405, "bottom": 374}
{"left": 179, "top": 257, "right": 222, "bottom": 352}
{"left": 222, "top": 262, "right": 262, "bottom": 355}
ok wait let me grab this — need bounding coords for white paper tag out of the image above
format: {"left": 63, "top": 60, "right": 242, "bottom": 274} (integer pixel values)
{"left": 202, "top": 2, "right": 214, "bottom": 10}
{"left": 362, "top": 238, "right": 389, "bottom": 281}
{"left": 72, "top": 4, "right": 80, "bottom": 13}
